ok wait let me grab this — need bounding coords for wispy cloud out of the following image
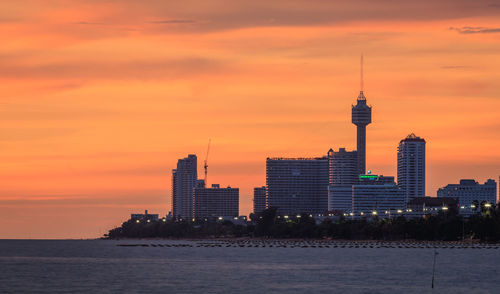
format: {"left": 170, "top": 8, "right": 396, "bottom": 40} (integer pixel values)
{"left": 72, "top": 21, "right": 106, "bottom": 25}
{"left": 441, "top": 65, "right": 471, "bottom": 69}
{"left": 0, "top": 57, "right": 229, "bottom": 80}
{"left": 147, "top": 19, "right": 196, "bottom": 24}
{"left": 0, "top": 128, "right": 78, "bottom": 141}
{"left": 450, "top": 26, "right": 500, "bottom": 34}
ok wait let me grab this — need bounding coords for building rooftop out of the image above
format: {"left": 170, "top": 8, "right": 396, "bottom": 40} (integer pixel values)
{"left": 267, "top": 157, "right": 327, "bottom": 161}
{"left": 400, "top": 133, "right": 426, "bottom": 143}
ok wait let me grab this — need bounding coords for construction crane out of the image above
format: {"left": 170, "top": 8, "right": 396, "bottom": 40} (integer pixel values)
{"left": 204, "top": 139, "right": 211, "bottom": 186}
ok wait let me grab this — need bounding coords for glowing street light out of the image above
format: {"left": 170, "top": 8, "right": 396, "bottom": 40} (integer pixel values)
{"left": 442, "top": 207, "right": 448, "bottom": 211}
{"left": 485, "top": 203, "right": 492, "bottom": 208}
{"left": 136, "top": 220, "right": 140, "bottom": 223}
{"left": 397, "top": 210, "right": 403, "bottom": 213}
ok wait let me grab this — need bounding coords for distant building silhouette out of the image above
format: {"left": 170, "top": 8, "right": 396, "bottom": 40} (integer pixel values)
{"left": 327, "top": 148, "right": 358, "bottom": 212}
{"left": 172, "top": 154, "right": 197, "bottom": 219}
{"left": 397, "top": 133, "right": 426, "bottom": 203}
{"left": 253, "top": 186, "right": 267, "bottom": 214}
{"left": 437, "top": 179, "right": 497, "bottom": 215}
{"left": 194, "top": 184, "right": 239, "bottom": 218}
{"left": 352, "top": 90, "right": 371, "bottom": 175}
{"left": 352, "top": 174, "right": 404, "bottom": 217}
{"left": 131, "top": 210, "right": 159, "bottom": 221}
{"left": 407, "top": 197, "right": 458, "bottom": 216}
{"left": 266, "top": 157, "right": 329, "bottom": 215}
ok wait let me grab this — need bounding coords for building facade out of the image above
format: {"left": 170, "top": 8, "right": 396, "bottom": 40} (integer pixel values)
{"left": 407, "top": 197, "right": 458, "bottom": 216}
{"left": 327, "top": 148, "right": 358, "bottom": 212}
{"left": 328, "top": 148, "right": 359, "bottom": 186}
{"left": 172, "top": 154, "right": 197, "bottom": 219}
{"left": 193, "top": 184, "right": 239, "bottom": 218}
{"left": 397, "top": 133, "right": 426, "bottom": 203}
{"left": 352, "top": 175, "right": 405, "bottom": 217}
{"left": 253, "top": 186, "right": 267, "bottom": 214}
{"left": 131, "top": 210, "right": 159, "bottom": 221}
{"left": 437, "top": 179, "right": 497, "bottom": 215}
{"left": 266, "top": 157, "right": 329, "bottom": 215}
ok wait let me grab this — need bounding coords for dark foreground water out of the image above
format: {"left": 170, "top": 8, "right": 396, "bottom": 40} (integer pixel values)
{"left": 0, "top": 240, "right": 499, "bottom": 294}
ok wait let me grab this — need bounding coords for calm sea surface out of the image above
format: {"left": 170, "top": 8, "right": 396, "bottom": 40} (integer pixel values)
{"left": 0, "top": 239, "right": 499, "bottom": 293}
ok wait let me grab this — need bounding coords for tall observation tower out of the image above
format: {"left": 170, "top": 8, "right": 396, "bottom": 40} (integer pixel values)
{"left": 351, "top": 55, "right": 372, "bottom": 175}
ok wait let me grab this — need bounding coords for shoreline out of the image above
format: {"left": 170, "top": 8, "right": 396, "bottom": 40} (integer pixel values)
{"left": 104, "top": 237, "right": 499, "bottom": 245}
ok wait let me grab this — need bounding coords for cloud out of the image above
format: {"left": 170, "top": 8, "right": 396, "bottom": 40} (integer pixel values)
{"left": 441, "top": 65, "right": 471, "bottom": 69}
{"left": 0, "top": 57, "right": 230, "bottom": 80}
{"left": 147, "top": 19, "right": 196, "bottom": 24}
{"left": 0, "top": 128, "right": 78, "bottom": 141}
{"left": 134, "top": 0, "right": 500, "bottom": 32}
{"left": 72, "top": 21, "right": 106, "bottom": 25}
{"left": 0, "top": 192, "right": 167, "bottom": 207}
{"left": 0, "top": 103, "right": 114, "bottom": 121}
{"left": 450, "top": 26, "right": 500, "bottom": 34}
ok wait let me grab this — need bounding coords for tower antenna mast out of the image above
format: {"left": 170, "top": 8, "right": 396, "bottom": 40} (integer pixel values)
{"left": 361, "top": 54, "right": 364, "bottom": 92}
{"left": 204, "top": 139, "right": 211, "bottom": 185}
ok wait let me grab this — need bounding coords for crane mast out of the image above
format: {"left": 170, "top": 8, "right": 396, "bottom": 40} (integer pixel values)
{"left": 204, "top": 139, "right": 211, "bottom": 186}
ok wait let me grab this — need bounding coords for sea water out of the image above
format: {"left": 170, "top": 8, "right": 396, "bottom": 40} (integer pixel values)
{"left": 0, "top": 240, "right": 498, "bottom": 293}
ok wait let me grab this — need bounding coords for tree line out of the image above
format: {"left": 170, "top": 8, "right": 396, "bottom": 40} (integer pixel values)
{"left": 106, "top": 205, "right": 500, "bottom": 242}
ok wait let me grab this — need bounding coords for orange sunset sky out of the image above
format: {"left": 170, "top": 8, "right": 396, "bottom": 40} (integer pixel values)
{"left": 1, "top": 0, "right": 499, "bottom": 239}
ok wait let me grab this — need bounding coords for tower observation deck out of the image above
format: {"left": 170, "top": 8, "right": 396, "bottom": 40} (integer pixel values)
{"left": 351, "top": 56, "right": 372, "bottom": 175}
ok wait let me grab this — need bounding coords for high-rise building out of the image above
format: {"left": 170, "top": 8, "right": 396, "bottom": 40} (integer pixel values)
{"left": 253, "top": 186, "right": 267, "bottom": 214}
{"left": 328, "top": 148, "right": 359, "bottom": 186}
{"left": 397, "top": 133, "right": 426, "bottom": 203}
{"left": 193, "top": 184, "right": 239, "bottom": 218}
{"left": 327, "top": 148, "right": 358, "bottom": 212}
{"left": 172, "top": 154, "right": 197, "bottom": 219}
{"left": 352, "top": 174, "right": 405, "bottom": 217}
{"left": 351, "top": 91, "right": 371, "bottom": 175}
{"left": 437, "top": 179, "right": 497, "bottom": 215}
{"left": 266, "top": 157, "right": 329, "bottom": 215}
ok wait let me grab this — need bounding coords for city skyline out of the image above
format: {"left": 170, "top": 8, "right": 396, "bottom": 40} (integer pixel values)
{"left": 1, "top": 0, "right": 499, "bottom": 239}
